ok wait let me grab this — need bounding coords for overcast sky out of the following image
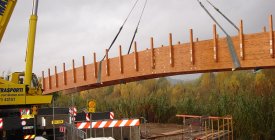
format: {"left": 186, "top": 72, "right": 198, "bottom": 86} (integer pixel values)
{"left": 0, "top": 0, "right": 274, "bottom": 80}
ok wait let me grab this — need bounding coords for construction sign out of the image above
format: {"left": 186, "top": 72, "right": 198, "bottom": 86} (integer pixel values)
{"left": 88, "top": 108, "right": 95, "bottom": 113}
{"left": 20, "top": 108, "right": 34, "bottom": 119}
{"left": 88, "top": 100, "right": 96, "bottom": 113}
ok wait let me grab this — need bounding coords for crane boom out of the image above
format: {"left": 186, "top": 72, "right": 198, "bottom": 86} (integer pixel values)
{"left": 24, "top": 0, "right": 38, "bottom": 86}
{"left": 0, "top": 0, "right": 17, "bottom": 43}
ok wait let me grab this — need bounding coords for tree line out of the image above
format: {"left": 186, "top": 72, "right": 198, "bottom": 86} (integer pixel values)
{"left": 53, "top": 69, "right": 275, "bottom": 139}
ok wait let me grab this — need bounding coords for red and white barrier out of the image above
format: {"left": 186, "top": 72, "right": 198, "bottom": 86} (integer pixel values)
{"left": 76, "top": 119, "right": 140, "bottom": 129}
{"left": 69, "top": 107, "right": 77, "bottom": 122}
{"left": 69, "top": 107, "right": 77, "bottom": 116}
{"left": 0, "top": 118, "right": 3, "bottom": 129}
{"left": 110, "top": 112, "right": 114, "bottom": 119}
{"left": 86, "top": 113, "right": 90, "bottom": 121}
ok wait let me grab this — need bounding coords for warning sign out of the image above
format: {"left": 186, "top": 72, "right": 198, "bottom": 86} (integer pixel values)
{"left": 88, "top": 100, "right": 96, "bottom": 108}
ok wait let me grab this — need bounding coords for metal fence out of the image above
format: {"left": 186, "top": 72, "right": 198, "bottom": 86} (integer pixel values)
{"left": 64, "top": 123, "right": 87, "bottom": 140}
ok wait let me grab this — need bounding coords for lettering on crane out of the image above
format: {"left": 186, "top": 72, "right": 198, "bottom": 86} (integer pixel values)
{"left": 0, "top": 88, "right": 24, "bottom": 93}
{"left": 0, "top": 0, "right": 8, "bottom": 16}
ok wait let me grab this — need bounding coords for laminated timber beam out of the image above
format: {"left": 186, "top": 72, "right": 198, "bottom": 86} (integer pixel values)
{"left": 42, "top": 15, "right": 275, "bottom": 94}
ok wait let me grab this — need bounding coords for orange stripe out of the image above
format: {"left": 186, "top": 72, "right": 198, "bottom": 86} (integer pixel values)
{"left": 76, "top": 123, "right": 81, "bottom": 128}
{"left": 125, "top": 119, "right": 133, "bottom": 126}
{"left": 104, "top": 120, "right": 113, "bottom": 128}
{"left": 114, "top": 120, "right": 122, "bottom": 127}
{"left": 136, "top": 120, "right": 140, "bottom": 125}
{"left": 24, "top": 135, "right": 30, "bottom": 139}
{"left": 94, "top": 121, "right": 102, "bottom": 128}
{"left": 85, "top": 122, "right": 90, "bottom": 128}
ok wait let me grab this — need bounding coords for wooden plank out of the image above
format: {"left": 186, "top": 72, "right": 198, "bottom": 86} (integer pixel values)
{"left": 55, "top": 66, "right": 58, "bottom": 87}
{"left": 119, "top": 45, "right": 123, "bottom": 74}
{"left": 134, "top": 42, "right": 138, "bottom": 71}
{"left": 239, "top": 20, "right": 244, "bottom": 60}
{"left": 169, "top": 33, "right": 174, "bottom": 67}
{"left": 151, "top": 37, "right": 155, "bottom": 69}
{"left": 190, "top": 29, "right": 194, "bottom": 65}
{"left": 82, "top": 56, "right": 86, "bottom": 81}
{"left": 48, "top": 68, "right": 51, "bottom": 89}
{"left": 63, "top": 63, "right": 67, "bottom": 85}
{"left": 270, "top": 15, "right": 274, "bottom": 58}
{"left": 213, "top": 24, "right": 218, "bottom": 62}
{"left": 93, "top": 52, "right": 97, "bottom": 78}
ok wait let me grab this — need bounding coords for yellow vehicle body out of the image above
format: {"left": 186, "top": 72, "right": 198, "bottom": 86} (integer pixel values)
{"left": 0, "top": 72, "right": 52, "bottom": 105}
{"left": 0, "top": 0, "right": 52, "bottom": 106}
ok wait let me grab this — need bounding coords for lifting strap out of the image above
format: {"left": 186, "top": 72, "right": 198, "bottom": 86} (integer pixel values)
{"left": 127, "top": 0, "right": 148, "bottom": 54}
{"left": 100, "top": 0, "right": 140, "bottom": 61}
{"left": 197, "top": 0, "right": 240, "bottom": 70}
{"left": 206, "top": 0, "right": 239, "bottom": 31}
{"left": 97, "top": 0, "right": 140, "bottom": 83}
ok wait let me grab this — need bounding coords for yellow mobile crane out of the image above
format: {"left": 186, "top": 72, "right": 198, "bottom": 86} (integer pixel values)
{"left": 0, "top": 0, "right": 52, "bottom": 105}
{"left": 0, "top": 0, "right": 52, "bottom": 139}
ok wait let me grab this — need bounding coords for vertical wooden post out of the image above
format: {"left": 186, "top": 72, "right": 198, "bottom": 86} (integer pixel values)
{"left": 211, "top": 119, "right": 214, "bottom": 139}
{"left": 82, "top": 56, "right": 86, "bottom": 81}
{"left": 222, "top": 118, "right": 225, "bottom": 139}
{"left": 231, "top": 117, "right": 234, "bottom": 140}
{"left": 190, "top": 29, "right": 194, "bottom": 65}
{"left": 134, "top": 42, "right": 138, "bottom": 71}
{"left": 263, "top": 26, "right": 266, "bottom": 32}
{"left": 269, "top": 15, "right": 274, "bottom": 58}
{"left": 72, "top": 59, "right": 76, "bottom": 83}
{"left": 42, "top": 71, "right": 45, "bottom": 89}
{"left": 63, "top": 63, "right": 67, "bottom": 85}
{"left": 239, "top": 20, "right": 244, "bottom": 60}
{"left": 217, "top": 120, "right": 220, "bottom": 140}
{"left": 213, "top": 24, "right": 218, "bottom": 62}
{"left": 93, "top": 52, "right": 97, "bottom": 78}
{"left": 227, "top": 118, "right": 230, "bottom": 140}
{"left": 48, "top": 68, "right": 51, "bottom": 89}
{"left": 169, "top": 33, "right": 174, "bottom": 67}
{"left": 205, "top": 120, "right": 207, "bottom": 136}
{"left": 119, "top": 45, "right": 123, "bottom": 74}
{"left": 151, "top": 37, "right": 155, "bottom": 69}
{"left": 106, "top": 49, "right": 109, "bottom": 76}
{"left": 55, "top": 66, "right": 58, "bottom": 88}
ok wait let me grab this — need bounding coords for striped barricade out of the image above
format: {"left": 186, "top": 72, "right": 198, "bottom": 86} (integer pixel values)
{"left": 76, "top": 119, "right": 140, "bottom": 129}
{"left": 110, "top": 112, "right": 114, "bottom": 119}
{"left": 24, "top": 134, "right": 35, "bottom": 139}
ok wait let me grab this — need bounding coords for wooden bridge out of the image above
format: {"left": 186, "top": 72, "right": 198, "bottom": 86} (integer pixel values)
{"left": 42, "top": 15, "right": 275, "bottom": 94}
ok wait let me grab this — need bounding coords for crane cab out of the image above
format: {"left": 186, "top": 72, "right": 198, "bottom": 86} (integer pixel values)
{"left": 4, "top": 72, "right": 43, "bottom": 95}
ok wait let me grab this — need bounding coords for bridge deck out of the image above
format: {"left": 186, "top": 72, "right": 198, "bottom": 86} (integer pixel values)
{"left": 42, "top": 16, "right": 275, "bottom": 94}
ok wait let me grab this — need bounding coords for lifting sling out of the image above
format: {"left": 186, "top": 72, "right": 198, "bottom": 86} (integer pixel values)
{"left": 197, "top": 0, "right": 241, "bottom": 70}
{"left": 97, "top": 0, "right": 140, "bottom": 83}
{"left": 127, "top": 0, "right": 148, "bottom": 54}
